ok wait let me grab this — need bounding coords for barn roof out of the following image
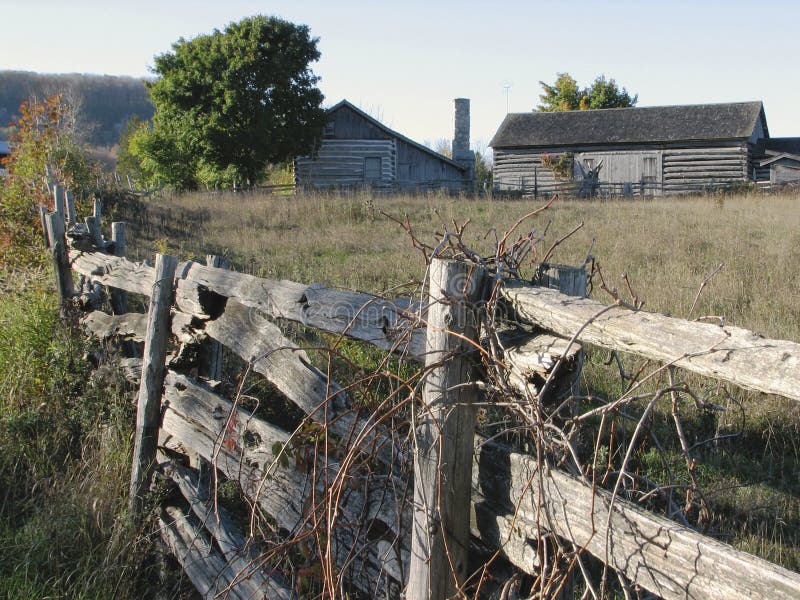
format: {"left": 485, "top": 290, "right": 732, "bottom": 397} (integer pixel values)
{"left": 759, "top": 152, "right": 800, "bottom": 167}
{"left": 327, "top": 100, "right": 466, "bottom": 172}
{"left": 753, "top": 137, "right": 800, "bottom": 156}
{"left": 490, "top": 102, "right": 767, "bottom": 149}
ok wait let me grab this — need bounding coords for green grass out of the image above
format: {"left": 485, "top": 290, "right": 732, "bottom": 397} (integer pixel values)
{"left": 0, "top": 267, "right": 169, "bottom": 599}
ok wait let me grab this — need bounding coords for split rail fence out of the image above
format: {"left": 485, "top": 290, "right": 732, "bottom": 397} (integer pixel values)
{"left": 41, "top": 185, "right": 800, "bottom": 599}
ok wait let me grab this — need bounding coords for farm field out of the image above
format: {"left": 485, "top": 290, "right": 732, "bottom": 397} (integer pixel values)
{"left": 112, "top": 188, "right": 800, "bottom": 578}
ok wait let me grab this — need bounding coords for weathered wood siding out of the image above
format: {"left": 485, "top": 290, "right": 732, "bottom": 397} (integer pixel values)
{"left": 770, "top": 158, "right": 800, "bottom": 185}
{"left": 296, "top": 102, "right": 466, "bottom": 191}
{"left": 396, "top": 138, "right": 466, "bottom": 191}
{"left": 493, "top": 142, "right": 750, "bottom": 195}
{"left": 295, "top": 139, "right": 395, "bottom": 189}
{"left": 662, "top": 143, "right": 748, "bottom": 190}
{"left": 492, "top": 148, "right": 569, "bottom": 192}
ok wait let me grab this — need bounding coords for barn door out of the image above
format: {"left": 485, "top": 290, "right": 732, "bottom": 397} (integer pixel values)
{"left": 364, "top": 157, "right": 382, "bottom": 182}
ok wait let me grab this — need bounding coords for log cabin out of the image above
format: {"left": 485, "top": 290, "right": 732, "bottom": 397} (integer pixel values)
{"left": 295, "top": 99, "right": 473, "bottom": 192}
{"left": 490, "top": 101, "right": 800, "bottom": 196}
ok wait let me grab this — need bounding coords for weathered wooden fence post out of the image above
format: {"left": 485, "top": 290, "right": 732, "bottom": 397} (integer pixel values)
{"left": 408, "top": 258, "right": 487, "bottom": 600}
{"left": 53, "top": 184, "right": 65, "bottom": 223}
{"left": 65, "top": 190, "right": 76, "bottom": 226}
{"left": 44, "top": 212, "right": 74, "bottom": 307}
{"left": 110, "top": 222, "right": 128, "bottom": 315}
{"left": 129, "top": 253, "right": 177, "bottom": 526}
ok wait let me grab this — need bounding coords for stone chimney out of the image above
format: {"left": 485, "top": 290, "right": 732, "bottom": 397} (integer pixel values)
{"left": 452, "top": 98, "right": 474, "bottom": 186}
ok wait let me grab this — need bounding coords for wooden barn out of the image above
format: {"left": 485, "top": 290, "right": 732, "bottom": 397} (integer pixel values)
{"left": 753, "top": 137, "right": 800, "bottom": 186}
{"left": 490, "top": 101, "right": 797, "bottom": 195}
{"left": 295, "top": 99, "right": 473, "bottom": 192}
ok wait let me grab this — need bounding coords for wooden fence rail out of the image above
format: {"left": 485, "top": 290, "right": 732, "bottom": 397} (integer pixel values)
{"left": 38, "top": 195, "right": 800, "bottom": 600}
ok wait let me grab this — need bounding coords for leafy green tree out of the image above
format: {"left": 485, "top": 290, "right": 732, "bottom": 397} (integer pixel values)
{"left": 141, "top": 15, "right": 326, "bottom": 189}
{"left": 537, "top": 73, "right": 637, "bottom": 112}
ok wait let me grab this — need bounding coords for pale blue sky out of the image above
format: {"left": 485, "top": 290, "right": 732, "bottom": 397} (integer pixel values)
{"left": 2, "top": 0, "right": 798, "bottom": 148}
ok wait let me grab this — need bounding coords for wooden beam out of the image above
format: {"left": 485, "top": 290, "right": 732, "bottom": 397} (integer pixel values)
{"left": 408, "top": 259, "right": 487, "bottom": 600}
{"left": 474, "top": 439, "right": 800, "bottom": 600}
{"left": 110, "top": 222, "right": 128, "bottom": 315}
{"left": 129, "top": 254, "right": 177, "bottom": 525}
{"left": 45, "top": 212, "right": 75, "bottom": 307}
{"left": 501, "top": 281, "right": 800, "bottom": 402}
{"left": 81, "top": 311, "right": 147, "bottom": 342}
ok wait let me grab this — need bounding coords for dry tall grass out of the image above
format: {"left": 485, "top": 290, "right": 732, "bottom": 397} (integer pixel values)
{"left": 113, "top": 188, "right": 800, "bottom": 576}
{"left": 125, "top": 189, "right": 800, "bottom": 342}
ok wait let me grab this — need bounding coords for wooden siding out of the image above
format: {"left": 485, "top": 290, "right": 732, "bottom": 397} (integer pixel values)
{"left": 295, "top": 139, "right": 395, "bottom": 189}
{"left": 396, "top": 138, "right": 466, "bottom": 191}
{"left": 492, "top": 148, "right": 568, "bottom": 192}
{"left": 770, "top": 158, "right": 800, "bottom": 185}
{"left": 662, "top": 145, "right": 748, "bottom": 189}
{"left": 494, "top": 142, "right": 750, "bottom": 195}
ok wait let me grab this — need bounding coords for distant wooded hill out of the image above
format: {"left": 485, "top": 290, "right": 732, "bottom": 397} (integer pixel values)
{"left": 0, "top": 71, "right": 154, "bottom": 146}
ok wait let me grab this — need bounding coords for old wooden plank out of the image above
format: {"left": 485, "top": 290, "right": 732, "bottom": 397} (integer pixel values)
{"left": 45, "top": 212, "right": 75, "bottom": 306}
{"left": 409, "top": 259, "right": 487, "bottom": 600}
{"left": 160, "top": 457, "right": 295, "bottom": 599}
{"left": 474, "top": 439, "right": 800, "bottom": 600}
{"left": 200, "top": 298, "right": 400, "bottom": 469}
{"left": 159, "top": 504, "right": 248, "bottom": 600}
{"left": 502, "top": 282, "right": 800, "bottom": 402}
{"left": 160, "top": 373, "right": 409, "bottom": 597}
{"left": 81, "top": 311, "right": 147, "bottom": 342}
{"left": 110, "top": 222, "right": 128, "bottom": 315}
{"left": 175, "top": 260, "right": 426, "bottom": 360}
{"left": 129, "top": 254, "right": 177, "bottom": 525}
{"left": 69, "top": 250, "right": 155, "bottom": 296}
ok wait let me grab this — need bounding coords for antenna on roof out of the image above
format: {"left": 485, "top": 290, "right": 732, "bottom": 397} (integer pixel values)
{"left": 502, "top": 81, "right": 513, "bottom": 114}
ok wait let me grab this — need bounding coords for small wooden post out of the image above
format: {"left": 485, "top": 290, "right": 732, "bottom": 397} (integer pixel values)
{"left": 199, "top": 255, "right": 226, "bottom": 381}
{"left": 407, "top": 258, "right": 487, "bottom": 600}
{"left": 129, "top": 253, "right": 177, "bottom": 526}
{"left": 110, "top": 222, "right": 128, "bottom": 315}
{"left": 53, "top": 184, "right": 66, "bottom": 224}
{"left": 65, "top": 190, "right": 76, "bottom": 226}
{"left": 44, "top": 212, "right": 74, "bottom": 307}
{"left": 93, "top": 197, "right": 102, "bottom": 222}
{"left": 85, "top": 215, "right": 104, "bottom": 249}
{"left": 39, "top": 205, "right": 50, "bottom": 248}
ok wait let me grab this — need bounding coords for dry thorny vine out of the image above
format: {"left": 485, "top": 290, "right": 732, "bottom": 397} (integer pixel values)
{"left": 179, "top": 195, "right": 742, "bottom": 600}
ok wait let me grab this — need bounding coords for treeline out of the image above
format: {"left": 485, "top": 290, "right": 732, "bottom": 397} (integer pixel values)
{"left": 0, "top": 71, "right": 153, "bottom": 146}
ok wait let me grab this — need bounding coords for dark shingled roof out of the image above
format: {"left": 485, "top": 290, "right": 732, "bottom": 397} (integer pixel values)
{"left": 753, "top": 137, "right": 800, "bottom": 156}
{"left": 490, "top": 102, "right": 766, "bottom": 149}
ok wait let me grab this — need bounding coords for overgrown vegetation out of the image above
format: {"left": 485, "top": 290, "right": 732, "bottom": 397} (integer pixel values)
{"left": 111, "top": 187, "right": 800, "bottom": 583}
{"left": 537, "top": 72, "right": 638, "bottom": 112}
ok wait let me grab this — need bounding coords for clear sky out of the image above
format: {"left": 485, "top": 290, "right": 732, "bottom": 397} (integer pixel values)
{"left": 2, "top": 0, "right": 799, "bottom": 149}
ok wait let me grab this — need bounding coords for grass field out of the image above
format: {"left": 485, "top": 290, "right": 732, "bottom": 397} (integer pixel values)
{"left": 109, "top": 187, "right": 800, "bottom": 580}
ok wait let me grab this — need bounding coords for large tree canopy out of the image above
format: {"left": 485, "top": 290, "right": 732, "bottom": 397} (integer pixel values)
{"left": 142, "top": 15, "right": 326, "bottom": 188}
{"left": 537, "top": 73, "right": 638, "bottom": 112}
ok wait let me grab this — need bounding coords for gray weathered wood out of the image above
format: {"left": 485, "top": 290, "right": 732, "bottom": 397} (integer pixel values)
{"left": 502, "top": 281, "right": 800, "bottom": 402}
{"left": 81, "top": 311, "right": 147, "bottom": 342}
{"left": 159, "top": 504, "right": 247, "bottom": 600}
{"left": 473, "top": 438, "right": 800, "bottom": 600}
{"left": 160, "top": 371, "right": 409, "bottom": 596}
{"left": 199, "top": 255, "right": 226, "bottom": 381}
{"left": 129, "top": 254, "right": 177, "bottom": 524}
{"left": 93, "top": 197, "right": 102, "bottom": 221}
{"left": 69, "top": 250, "right": 155, "bottom": 296}
{"left": 175, "top": 260, "right": 426, "bottom": 360}
{"left": 110, "top": 222, "right": 128, "bottom": 315}
{"left": 45, "top": 212, "right": 75, "bottom": 306}
{"left": 408, "top": 259, "right": 487, "bottom": 600}
{"left": 202, "top": 299, "right": 399, "bottom": 470}
{"left": 160, "top": 457, "right": 295, "bottom": 599}
{"left": 65, "top": 190, "right": 76, "bottom": 226}
{"left": 39, "top": 205, "right": 50, "bottom": 247}
{"left": 53, "top": 184, "right": 65, "bottom": 225}
{"left": 84, "top": 215, "right": 104, "bottom": 249}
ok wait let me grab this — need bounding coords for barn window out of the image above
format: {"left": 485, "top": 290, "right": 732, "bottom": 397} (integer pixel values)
{"left": 364, "top": 157, "right": 382, "bottom": 181}
{"left": 323, "top": 122, "right": 335, "bottom": 138}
